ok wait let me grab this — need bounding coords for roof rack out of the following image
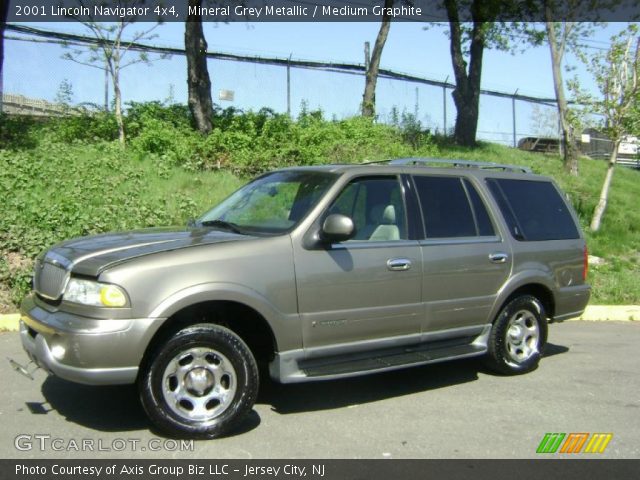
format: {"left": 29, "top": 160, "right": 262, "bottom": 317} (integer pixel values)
{"left": 388, "top": 157, "right": 531, "bottom": 173}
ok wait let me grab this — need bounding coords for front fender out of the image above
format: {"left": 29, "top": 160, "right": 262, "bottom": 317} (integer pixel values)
{"left": 148, "top": 282, "right": 301, "bottom": 352}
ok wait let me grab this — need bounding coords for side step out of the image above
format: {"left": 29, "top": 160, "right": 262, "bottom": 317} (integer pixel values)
{"left": 300, "top": 341, "right": 486, "bottom": 379}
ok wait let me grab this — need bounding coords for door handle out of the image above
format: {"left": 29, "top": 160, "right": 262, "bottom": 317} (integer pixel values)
{"left": 489, "top": 252, "right": 509, "bottom": 264}
{"left": 387, "top": 258, "right": 412, "bottom": 271}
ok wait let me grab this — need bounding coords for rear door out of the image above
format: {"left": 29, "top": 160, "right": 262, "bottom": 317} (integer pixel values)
{"left": 411, "top": 174, "right": 512, "bottom": 333}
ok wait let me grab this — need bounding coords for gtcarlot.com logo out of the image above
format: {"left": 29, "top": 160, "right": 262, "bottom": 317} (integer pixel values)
{"left": 536, "top": 433, "right": 613, "bottom": 454}
{"left": 14, "top": 434, "right": 194, "bottom": 452}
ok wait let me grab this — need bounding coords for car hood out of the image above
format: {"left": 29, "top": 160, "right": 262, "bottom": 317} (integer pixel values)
{"left": 42, "top": 226, "right": 254, "bottom": 277}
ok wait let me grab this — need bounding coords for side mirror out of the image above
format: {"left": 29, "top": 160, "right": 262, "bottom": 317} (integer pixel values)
{"left": 187, "top": 218, "right": 197, "bottom": 228}
{"left": 321, "top": 214, "right": 355, "bottom": 243}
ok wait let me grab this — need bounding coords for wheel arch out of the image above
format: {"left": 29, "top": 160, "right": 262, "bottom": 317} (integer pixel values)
{"left": 492, "top": 276, "right": 556, "bottom": 324}
{"left": 141, "top": 299, "right": 278, "bottom": 374}
{"left": 140, "top": 283, "right": 288, "bottom": 373}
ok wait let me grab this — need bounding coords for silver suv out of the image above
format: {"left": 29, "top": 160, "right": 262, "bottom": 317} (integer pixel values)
{"left": 18, "top": 158, "right": 590, "bottom": 438}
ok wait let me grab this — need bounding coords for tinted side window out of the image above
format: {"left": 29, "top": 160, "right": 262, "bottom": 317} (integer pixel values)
{"left": 486, "top": 178, "right": 579, "bottom": 241}
{"left": 464, "top": 179, "right": 495, "bottom": 236}
{"left": 414, "top": 176, "right": 477, "bottom": 238}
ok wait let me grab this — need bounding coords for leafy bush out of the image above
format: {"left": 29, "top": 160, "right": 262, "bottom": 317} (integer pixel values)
{"left": 0, "top": 114, "right": 41, "bottom": 149}
{"left": 44, "top": 111, "right": 120, "bottom": 143}
{"left": 3, "top": 101, "right": 639, "bottom": 309}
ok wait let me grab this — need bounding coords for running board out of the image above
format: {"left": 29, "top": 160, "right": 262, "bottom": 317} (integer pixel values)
{"left": 301, "top": 343, "right": 485, "bottom": 378}
{"left": 270, "top": 327, "right": 491, "bottom": 384}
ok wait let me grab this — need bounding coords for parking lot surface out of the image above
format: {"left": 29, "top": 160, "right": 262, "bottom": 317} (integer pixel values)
{"left": 1, "top": 321, "right": 638, "bottom": 459}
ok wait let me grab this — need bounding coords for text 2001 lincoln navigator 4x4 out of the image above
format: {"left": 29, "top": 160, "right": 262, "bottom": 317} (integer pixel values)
{"left": 18, "top": 158, "right": 590, "bottom": 438}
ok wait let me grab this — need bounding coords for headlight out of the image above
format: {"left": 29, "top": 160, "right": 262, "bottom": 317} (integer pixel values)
{"left": 64, "top": 278, "right": 128, "bottom": 307}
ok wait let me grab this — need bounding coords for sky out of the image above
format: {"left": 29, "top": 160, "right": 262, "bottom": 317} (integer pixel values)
{"left": 3, "top": 20, "right": 632, "bottom": 144}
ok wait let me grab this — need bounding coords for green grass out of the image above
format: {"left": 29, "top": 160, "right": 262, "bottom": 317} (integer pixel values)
{"left": 1, "top": 113, "right": 639, "bottom": 308}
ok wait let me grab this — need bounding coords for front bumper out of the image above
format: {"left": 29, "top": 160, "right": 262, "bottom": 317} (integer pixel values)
{"left": 20, "top": 295, "right": 163, "bottom": 385}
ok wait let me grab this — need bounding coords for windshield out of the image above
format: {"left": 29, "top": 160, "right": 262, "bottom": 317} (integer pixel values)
{"left": 198, "top": 171, "right": 337, "bottom": 235}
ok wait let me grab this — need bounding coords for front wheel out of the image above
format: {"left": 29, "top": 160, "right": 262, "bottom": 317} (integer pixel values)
{"left": 484, "top": 295, "right": 548, "bottom": 375}
{"left": 139, "top": 324, "right": 259, "bottom": 439}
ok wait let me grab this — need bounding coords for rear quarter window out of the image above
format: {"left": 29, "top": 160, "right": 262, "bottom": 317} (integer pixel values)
{"left": 486, "top": 178, "right": 580, "bottom": 241}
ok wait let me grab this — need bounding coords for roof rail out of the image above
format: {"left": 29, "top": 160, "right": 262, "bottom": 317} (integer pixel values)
{"left": 388, "top": 157, "right": 531, "bottom": 173}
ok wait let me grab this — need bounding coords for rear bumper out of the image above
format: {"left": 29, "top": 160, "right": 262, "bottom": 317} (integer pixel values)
{"left": 552, "top": 284, "right": 591, "bottom": 322}
{"left": 20, "top": 295, "right": 163, "bottom": 385}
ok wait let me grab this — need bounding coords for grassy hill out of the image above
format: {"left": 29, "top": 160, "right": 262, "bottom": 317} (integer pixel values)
{"left": 1, "top": 108, "right": 639, "bottom": 311}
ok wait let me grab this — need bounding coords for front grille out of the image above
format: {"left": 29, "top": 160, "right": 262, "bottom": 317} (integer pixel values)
{"left": 34, "top": 260, "right": 69, "bottom": 300}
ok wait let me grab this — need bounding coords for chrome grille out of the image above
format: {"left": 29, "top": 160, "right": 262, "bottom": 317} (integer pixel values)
{"left": 34, "top": 260, "right": 69, "bottom": 300}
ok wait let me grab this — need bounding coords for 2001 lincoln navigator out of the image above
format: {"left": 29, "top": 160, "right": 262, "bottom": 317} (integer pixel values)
{"left": 18, "top": 158, "right": 590, "bottom": 438}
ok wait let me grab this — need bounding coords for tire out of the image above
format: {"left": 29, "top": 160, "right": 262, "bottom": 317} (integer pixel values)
{"left": 139, "top": 324, "right": 259, "bottom": 439}
{"left": 484, "top": 295, "right": 548, "bottom": 375}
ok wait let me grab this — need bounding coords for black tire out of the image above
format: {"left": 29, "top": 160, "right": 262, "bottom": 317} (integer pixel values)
{"left": 484, "top": 295, "right": 548, "bottom": 375}
{"left": 139, "top": 324, "right": 259, "bottom": 439}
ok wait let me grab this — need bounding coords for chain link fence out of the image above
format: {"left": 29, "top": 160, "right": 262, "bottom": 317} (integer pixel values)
{"left": 3, "top": 25, "right": 562, "bottom": 147}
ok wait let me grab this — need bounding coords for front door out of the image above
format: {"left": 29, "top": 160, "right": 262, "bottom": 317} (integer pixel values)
{"left": 293, "top": 176, "right": 423, "bottom": 350}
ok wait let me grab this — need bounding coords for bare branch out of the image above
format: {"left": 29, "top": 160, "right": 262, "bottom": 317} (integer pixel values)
{"left": 62, "top": 55, "right": 108, "bottom": 71}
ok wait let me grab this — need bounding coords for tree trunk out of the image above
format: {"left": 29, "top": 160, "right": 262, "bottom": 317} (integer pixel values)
{"left": 113, "top": 70, "right": 125, "bottom": 145}
{"left": 590, "top": 139, "right": 620, "bottom": 232}
{"left": 362, "top": 0, "right": 393, "bottom": 117}
{"left": 545, "top": 19, "right": 579, "bottom": 176}
{"left": 445, "top": 0, "right": 485, "bottom": 147}
{"left": 0, "top": 0, "right": 9, "bottom": 112}
{"left": 186, "top": 0, "right": 214, "bottom": 134}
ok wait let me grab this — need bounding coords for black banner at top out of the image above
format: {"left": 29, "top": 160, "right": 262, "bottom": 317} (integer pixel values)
{"left": 6, "top": 0, "right": 640, "bottom": 23}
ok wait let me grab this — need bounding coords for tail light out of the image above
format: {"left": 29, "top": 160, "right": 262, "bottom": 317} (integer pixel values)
{"left": 583, "top": 245, "right": 589, "bottom": 281}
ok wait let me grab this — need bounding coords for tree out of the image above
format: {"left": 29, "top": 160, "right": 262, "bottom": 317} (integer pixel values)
{"left": 544, "top": 1, "right": 602, "bottom": 176}
{"left": 63, "top": 4, "right": 165, "bottom": 144}
{"left": 442, "top": 0, "right": 530, "bottom": 147}
{"left": 186, "top": 0, "right": 214, "bottom": 134}
{"left": 55, "top": 79, "right": 75, "bottom": 114}
{"left": 572, "top": 25, "right": 640, "bottom": 231}
{"left": 362, "top": 0, "right": 394, "bottom": 117}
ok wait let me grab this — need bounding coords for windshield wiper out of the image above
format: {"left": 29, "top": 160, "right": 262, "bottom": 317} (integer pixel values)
{"left": 200, "top": 219, "right": 248, "bottom": 235}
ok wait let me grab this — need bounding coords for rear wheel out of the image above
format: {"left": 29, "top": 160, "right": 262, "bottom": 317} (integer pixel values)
{"left": 485, "top": 295, "right": 547, "bottom": 375}
{"left": 139, "top": 324, "right": 259, "bottom": 438}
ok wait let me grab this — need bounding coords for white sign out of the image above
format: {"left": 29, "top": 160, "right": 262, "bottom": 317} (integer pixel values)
{"left": 219, "top": 90, "right": 235, "bottom": 101}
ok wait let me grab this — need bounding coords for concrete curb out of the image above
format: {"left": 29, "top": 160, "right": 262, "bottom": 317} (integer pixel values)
{"left": 1, "top": 305, "right": 638, "bottom": 332}
{"left": 0, "top": 314, "right": 20, "bottom": 332}
{"left": 574, "top": 305, "right": 640, "bottom": 322}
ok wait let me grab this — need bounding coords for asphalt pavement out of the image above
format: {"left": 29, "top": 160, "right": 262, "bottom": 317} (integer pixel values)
{"left": 1, "top": 321, "right": 638, "bottom": 459}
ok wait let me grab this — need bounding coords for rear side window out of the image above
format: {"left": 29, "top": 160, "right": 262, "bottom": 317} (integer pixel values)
{"left": 486, "top": 178, "right": 579, "bottom": 241}
{"left": 413, "top": 176, "right": 495, "bottom": 238}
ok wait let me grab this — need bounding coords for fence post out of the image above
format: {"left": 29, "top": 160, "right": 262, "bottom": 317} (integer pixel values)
{"left": 104, "top": 60, "right": 109, "bottom": 112}
{"left": 512, "top": 89, "right": 518, "bottom": 148}
{"left": 443, "top": 76, "right": 449, "bottom": 136}
{"left": 287, "top": 53, "right": 292, "bottom": 117}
